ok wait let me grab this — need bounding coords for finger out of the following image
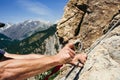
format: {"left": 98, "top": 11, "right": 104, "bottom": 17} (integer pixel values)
{"left": 70, "top": 62, "right": 83, "bottom": 67}
{"left": 83, "top": 54, "right": 87, "bottom": 62}
{"left": 65, "top": 43, "right": 74, "bottom": 49}
{"left": 80, "top": 54, "right": 87, "bottom": 64}
{"left": 66, "top": 50, "right": 75, "bottom": 58}
{"left": 64, "top": 47, "right": 75, "bottom": 58}
{"left": 78, "top": 62, "right": 83, "bottom": 67}
{"left": 75, "top": 54, "right": 87, "bottom": 64}
{"left": 68, "top": 48, "right": 75, "bottom": 55}
{"left": 83, "top": 54, "right": 87, "bottom": 59}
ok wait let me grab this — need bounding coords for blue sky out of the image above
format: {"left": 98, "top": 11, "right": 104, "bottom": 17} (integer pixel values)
{"left": 0, "top": 0, "right": 68, "bottom": 23}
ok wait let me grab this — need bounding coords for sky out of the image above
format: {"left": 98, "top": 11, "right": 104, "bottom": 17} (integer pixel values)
{"left": 0, "top": 0, "right": 68, "bottom": 23}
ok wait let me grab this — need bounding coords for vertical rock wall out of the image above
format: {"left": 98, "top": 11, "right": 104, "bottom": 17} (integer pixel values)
{"left": 57, "top": 0, "right": 120, "bottom": 50}
{"left": 55, "top": 0, "right": 120, "bottom": 80}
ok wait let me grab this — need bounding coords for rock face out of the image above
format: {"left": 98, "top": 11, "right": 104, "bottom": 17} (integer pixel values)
{"left": 78, "top": 25, "right": 120, "bottom": 80}
{"left": 55, "top": 25, "right": 120, "bottom": 80}
{"left": 57, "top": 0, "right": 120, "bottom": 50}
{"left": 55, "top": 0, "right": 120, "bottom": 80}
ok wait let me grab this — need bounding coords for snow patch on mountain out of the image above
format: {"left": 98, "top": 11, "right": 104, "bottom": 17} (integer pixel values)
{"left": 0, "top": 20, "right": 53, "bottom": 40}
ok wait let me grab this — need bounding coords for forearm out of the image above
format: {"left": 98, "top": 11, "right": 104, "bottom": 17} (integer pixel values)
{"left": 4, "top": 53, "right": 45, "bottom": 59}
{"left": 17, "top": 55, "right": 61, "bottom": 80}
{"left": 0, "top": 55, "right": 61, "bottom": 80}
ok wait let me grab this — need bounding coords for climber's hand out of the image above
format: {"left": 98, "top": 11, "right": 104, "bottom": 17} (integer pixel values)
{"left": 69, "top": 53, "right": 87, "bottom": 67}
{"left": 56, "top": 43, "right": 75, "bottom": 64}
{"left": 56, "top": 43, "right": 87, "bottom": 66}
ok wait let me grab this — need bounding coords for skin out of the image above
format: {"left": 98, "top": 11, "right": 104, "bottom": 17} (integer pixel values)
{"left": 0, "top": 43, "right": 87, "bottom": 80}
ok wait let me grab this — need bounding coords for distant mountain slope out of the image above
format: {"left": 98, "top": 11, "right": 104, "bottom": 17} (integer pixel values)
{"left": 0, "top": 33, "right": 11, "bottom": 39}
{"left": 0, "top": 20, "right": 52, "bottom": 40}
{"left": 0, "top": 33, "right": 13, "bottom": 49}
{"left": 17, "top": 24, "right": 57, "bottom": 54}
{"left": 3, "top": 24, "right": 59, "bottom": 55}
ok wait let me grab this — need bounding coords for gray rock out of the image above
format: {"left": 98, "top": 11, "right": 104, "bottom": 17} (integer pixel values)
{"left": 55, "top": 0, "right": 120, "bottom": 80}
{"left": 55, "top": 25, "right": 120, "bottom": 80}
{"left": 79, "top": 26, "right": 120, "bottom": 80}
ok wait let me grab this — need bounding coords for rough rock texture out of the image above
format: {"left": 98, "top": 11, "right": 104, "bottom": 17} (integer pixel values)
{"left": 57, "top": 0, "right": 120, "bottom": 50}
{"left": 55, "top": 22, "right": 120, "bottom": 80}
{"left": 78, "top": 25, "right": 120, "bottom": 80}
{"left": 55, "top": 0, "right": 120, "bottom": 80}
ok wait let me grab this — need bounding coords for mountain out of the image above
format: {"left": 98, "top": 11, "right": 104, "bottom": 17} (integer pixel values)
{"left": 0, "top": 33, "right": 17, "bottom": 49}
{"left": 0, "top": 20, "right": 52, "bottom": 40}
{"left": 0, "top": 23, "right": 12, "bottom": 31}
{"left": 2, "top": 24, "right": 60, "bottom": 55}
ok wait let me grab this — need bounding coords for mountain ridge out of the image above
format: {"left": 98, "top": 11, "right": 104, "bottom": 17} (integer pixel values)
{"left": 1, "top": 24, "right": 58, "bottom": 55}
{"left": 0, "top": 20, "right": 53, "bottom": 40}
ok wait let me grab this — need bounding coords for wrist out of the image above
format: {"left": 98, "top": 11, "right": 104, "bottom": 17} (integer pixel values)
{"left": 52, "top": 55, "right": 63, "bottom": 65}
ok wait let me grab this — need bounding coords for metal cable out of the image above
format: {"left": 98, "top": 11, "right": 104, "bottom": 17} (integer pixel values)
{"left": 64, "top": 19, "right": 120, "bottom": 80}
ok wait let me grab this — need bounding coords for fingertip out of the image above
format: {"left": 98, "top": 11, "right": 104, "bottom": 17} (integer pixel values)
{"left": 84, "top": 54, "right": 88, "bottom": 60}
{"left": 81, "top": 53, "right": 87, "bottom": 59}
{"left": 84, "top": 54, "right": 87, "bottom": 57}
{"left": 79, "top": 63, "right": 83, "bottom": 67}
{"left": 66, "top": 43, "right": 74, "bottom": 48}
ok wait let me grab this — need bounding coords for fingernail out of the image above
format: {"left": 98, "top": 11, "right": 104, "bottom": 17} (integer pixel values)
{"left": 79, "top": 63, "right": 83, "bottom": 67}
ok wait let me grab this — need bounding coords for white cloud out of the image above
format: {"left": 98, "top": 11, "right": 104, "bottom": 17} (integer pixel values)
{"left": 17, "top": 0, "right": 51, "bottom": 16}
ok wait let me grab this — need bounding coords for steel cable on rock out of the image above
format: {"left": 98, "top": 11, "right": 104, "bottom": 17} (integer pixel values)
{"left": 63, "top": 19, "right": 120, "bottom": 80}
